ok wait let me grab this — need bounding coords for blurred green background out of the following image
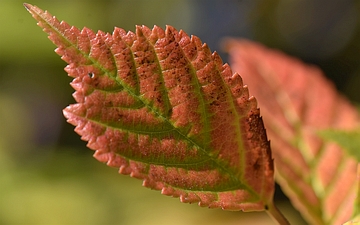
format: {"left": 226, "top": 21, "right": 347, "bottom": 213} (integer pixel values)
{"left": 1, "top": 0, "right": 360, "bottom": 224}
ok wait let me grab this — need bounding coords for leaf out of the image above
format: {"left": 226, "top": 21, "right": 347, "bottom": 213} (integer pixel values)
{"left": 24, "top": 4, "right": 275, "bottom": 212}
{"left": 319, "top": 129, "right": 360, "bottom": 223}
{"left": 224, "top": 39, "right": 359, "bottom": 224}
{"left": 319, "top": 129, "right": 360, "bottom": 162}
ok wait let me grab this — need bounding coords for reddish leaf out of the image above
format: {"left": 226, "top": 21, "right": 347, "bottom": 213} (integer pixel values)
{"left": 225, "top": 39, "right": 359, "bottom": 224}
{"left": 25, "top": 4, "right": 276, "bottom": 212}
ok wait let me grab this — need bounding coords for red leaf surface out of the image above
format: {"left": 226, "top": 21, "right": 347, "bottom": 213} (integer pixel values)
{"left": 225, "top": 39, "right": 359, "bottom": 224}
{"left": 25, "top": 4, "right": 275, "bottom": 212}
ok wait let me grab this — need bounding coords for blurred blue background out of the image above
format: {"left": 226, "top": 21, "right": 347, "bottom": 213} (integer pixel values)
{"left": 2, "top": 0, "right": 359, "bottom": 224}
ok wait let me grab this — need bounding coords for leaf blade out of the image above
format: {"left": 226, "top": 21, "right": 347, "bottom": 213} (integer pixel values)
{"left": 319, "top": 129, "right": 360, "bottom": 162}
{"left": 25, "top": 4, "right": 275, "bottom": 211}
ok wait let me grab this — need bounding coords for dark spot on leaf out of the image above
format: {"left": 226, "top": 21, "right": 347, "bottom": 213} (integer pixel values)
{"left": 253, "top": 158, "right": 261, "bottom": 171}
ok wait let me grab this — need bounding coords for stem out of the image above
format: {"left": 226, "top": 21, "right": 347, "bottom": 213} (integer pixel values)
{"left": 266, "top": 201, "right": 290, "bottom": 225}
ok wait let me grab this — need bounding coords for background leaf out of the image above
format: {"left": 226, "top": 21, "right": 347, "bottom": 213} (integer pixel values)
{"left": 319, "top": 129, "right": 360, "bottom": 162}
{"left": 25, "top": 4, "right": 275, "bottom": 212}
{"left": 225, "top": 39, "right": 359, "bottom": 224}
{"left": 318, "top": 130, "right": 360, "bottom": 222}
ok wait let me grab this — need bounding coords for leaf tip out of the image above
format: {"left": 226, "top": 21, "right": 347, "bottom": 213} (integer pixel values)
{"left": 23, "top": 3, "right": 46, "bottom": 21}
{"left": 23, "top": 3, "right": 32, "bottom": 11}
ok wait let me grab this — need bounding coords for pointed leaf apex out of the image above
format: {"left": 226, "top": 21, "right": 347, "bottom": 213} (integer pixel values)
{"left": 23, "top": 3, "right": 31, "bottom": 10}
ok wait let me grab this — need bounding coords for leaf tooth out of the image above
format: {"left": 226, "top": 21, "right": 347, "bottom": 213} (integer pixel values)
{"left": 164, "top": 25, "right": 179, "bottom": 43}
{"left": 226, "top": 73, "right": 245, "bottom": 98}
{"left": 183, "top": 191, "right": 202, "bottom": 202}
{"left": 210, "top": 51, "right": 224, "bottom": 69}
{"left": 235, "top": 85, "right": 251, "bottom": 108}
{"left": 150, "top": 25, "right": 166, "bottom": 43}
{"left": 143, "top": 24, "right": 165, "bottom": 41}
{"left": 119, "top": 164, "right": 132, "bottom": 175}
{"left": 161, "top": 186, "right": 183, "bottom": 198}
{"left": 177, "top": 30, "right": 197, "bottom": 62}
{"left": 135, "top": 25, "right": 151, "bottom": 38}
{"left": 112, "top": 27, "right": 136, "bottom": 50}
{"left": 190, "top": 36, "right": 212, "bottom": 71}
{"left": 112, "top": 27, "right": 127, "bottom": 37}
{"left": 63, "top": 105, "right": 85, "bottom": 127}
